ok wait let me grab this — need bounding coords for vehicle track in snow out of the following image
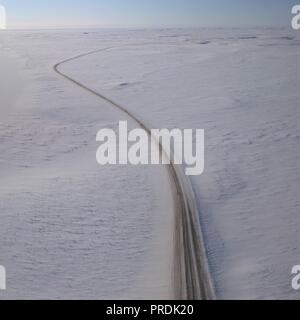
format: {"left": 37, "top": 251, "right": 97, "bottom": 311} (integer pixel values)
{"left": 53, "top": 46, "right": 215, "bottom": 300}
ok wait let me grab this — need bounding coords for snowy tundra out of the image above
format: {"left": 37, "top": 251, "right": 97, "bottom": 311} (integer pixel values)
{"left": 0, "top": 28, "right": 299, "bottom": 299}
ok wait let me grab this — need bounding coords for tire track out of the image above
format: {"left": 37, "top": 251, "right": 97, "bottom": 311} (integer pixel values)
{"left": 53, "top": 46, "right": 215, "bottom": 300}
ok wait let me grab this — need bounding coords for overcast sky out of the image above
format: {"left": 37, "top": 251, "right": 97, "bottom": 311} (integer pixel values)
{"left": 0, "top": 0, "right": 297, "bottom": 28}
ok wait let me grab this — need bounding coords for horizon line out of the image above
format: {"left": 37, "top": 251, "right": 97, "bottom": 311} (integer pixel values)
{"left": 2, "top": 24, "right": 290, "bottom": 31}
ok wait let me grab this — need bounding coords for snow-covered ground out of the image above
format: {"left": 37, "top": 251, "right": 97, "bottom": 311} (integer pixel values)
{"left": 0, "top": 30, "right": 177, "bottom": 299}
{"left": 0, "top": 28, "right": 299, "bottom": 299}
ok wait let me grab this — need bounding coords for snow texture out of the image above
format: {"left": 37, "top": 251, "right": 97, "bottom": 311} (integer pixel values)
{"left": 0, "top": 28, "right": 300, "bottom": 299}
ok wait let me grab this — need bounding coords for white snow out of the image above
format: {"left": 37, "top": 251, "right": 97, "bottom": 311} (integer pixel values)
{"left": 0, "top": 28, "right": 299, "bottom": 299}
{"left": 0, "top": 30, "right": 177, "bottom": 299}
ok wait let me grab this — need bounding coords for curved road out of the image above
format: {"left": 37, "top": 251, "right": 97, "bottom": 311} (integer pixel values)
{"left": 53, "top": 46, "right": 215, "bottom": 300}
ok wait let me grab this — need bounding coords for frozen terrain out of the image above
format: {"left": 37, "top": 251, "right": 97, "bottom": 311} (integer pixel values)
{"left": 0, "top": 28, "right": 300, "bottom": 299}
{"left": 0, "top": 30, "right": 178, "bottom": 299}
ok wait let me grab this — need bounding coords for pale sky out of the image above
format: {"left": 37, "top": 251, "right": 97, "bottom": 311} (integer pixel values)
{"left": 0, "top": 0, "right": 297, "bottom": 29}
